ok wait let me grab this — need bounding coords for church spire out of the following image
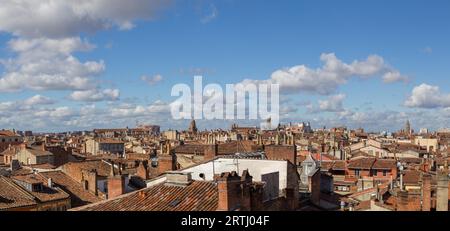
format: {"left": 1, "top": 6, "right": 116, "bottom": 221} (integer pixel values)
{"left": 189, "top": 119, "right": 198, "bottom": 133}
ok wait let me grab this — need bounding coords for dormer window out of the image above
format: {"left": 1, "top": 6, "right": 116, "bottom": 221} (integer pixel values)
{"left": 31, "top": 183, "right": 43, "bottom": 192}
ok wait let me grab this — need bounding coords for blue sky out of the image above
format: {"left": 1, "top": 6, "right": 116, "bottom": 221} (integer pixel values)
{"left": 0, "top": 0, "right": 449, "bottom": 132}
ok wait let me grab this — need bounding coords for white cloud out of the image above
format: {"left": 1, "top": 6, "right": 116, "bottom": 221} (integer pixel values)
{"left": 382, "top": 71, "right": 409, "bottom": 84}
{"left": 0, "top": 1, "right": 171, "bottom": 94}
{"left": 318, "top": 94, "right": 346, "bottom": 112}
{"left": 34, "top": 107, "right": 76, "bottom": 118}
{"left": 404, "top": 84, "right": 450, "bottom": 108}
{"left": 24, "top": 95, "right": 56, "bottom": 105}
{"left": 141, "top": 74, "right": 163, "bottom": 85}
{"left": 69, "top": 89, "right": 120, "bottom": 102}
{"left": 0, "top": 37, "right": 104, "bottom": 92}
{"left": 307, "top": 94, "right": 346, "bottom": 113}
{"left": 0, "top": 0, "right": 172, "bottom": 38}
{"left": 110, "top": 100, "right": 171, "bottom": 118}
{"left": 240, "top": 53, "right": 408, "bottom": 95}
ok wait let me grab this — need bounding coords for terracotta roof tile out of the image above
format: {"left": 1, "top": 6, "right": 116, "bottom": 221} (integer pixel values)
{"left": 372, "top": 159, "right": 396, "bottom": 170}
{"left": 74, "top": 181, "right": 218, "bottom": 211}
{"left": 12, "top": 174, "right": 70, "bottom": 203}
{"left": 348, "top": 157, "right": 376, "bottom": 169}
{"left": 0, "top": 176, "right": 37, "bottom": 210}
{"left": 40, "top": 171, "right": 101, "bottom": 207}
{"left": 403, "top": 170, "right": 421, "bottom": 185}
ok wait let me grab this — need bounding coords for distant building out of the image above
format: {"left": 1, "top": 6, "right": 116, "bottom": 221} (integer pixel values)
{"left": 188, "top": 120, "right": 198, "bottom": 133}
{"left": 419, "top": 128, "right": 429, "bottom": 135}
{"left": 84, "top": 138, "right": 125, "bottom": 156}
{"left": 16, "top": 144, "right": 54, "bottom": 166}
{"left": 0, "top": 130, "right": 24, "bottom": 153}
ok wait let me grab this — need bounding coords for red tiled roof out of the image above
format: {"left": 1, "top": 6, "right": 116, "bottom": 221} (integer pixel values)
{"left": 0, "top": 176, "right": 37, "bottom": 210}
{"left": 348, "top": 157, "right": 376, "bottom": 169}
{"left": 332, "top": 161, "right": 347, "bottom": 171}
{"left": 62, "top": 160, "right": 112, "bottom": 178}
{"left": 372, "top": 159, "right": 396, "bottom": 170}
{"left": 0, "top": 130, "right": 18, "bottom": 137}
{"left": 73, "top": 181, "right": 218, "bottom": 211}
{"left": 403, "top": 170, "right": 421, "bottom": 185}
{"left": 25, "top": 146, "right": 53, "bottom": 157}
{"left": 173, "top": 141, "right": 256, "bottom": 156}
{"left": 12, "top": 174, "right": 70, "bottom": 203}
{"left": 40, "top": 171, "right": 101, "bottom": 207}
{"left": 311, "top": 153, "right": 338, "bottom": 161}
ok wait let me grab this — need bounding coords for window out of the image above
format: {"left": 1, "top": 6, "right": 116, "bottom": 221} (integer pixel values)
{"left": 383, "top": 170, "right": 388, "bottom": 176}
{"left": 1, "top": 139, "right": 5, "bottom": 142}
{"left": 354, "top": 169, "right": 360, "bottom": 176}
{"left": 371, "top": 169, "right": 378, "bottom": 176}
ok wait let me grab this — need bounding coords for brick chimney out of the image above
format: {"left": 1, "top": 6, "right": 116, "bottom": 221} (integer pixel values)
{"left": 240, "top": 170, "right": 253, "bottom": 211}
{"left": 137, "top": 160, "right": 149, "bottom": 180}
{"left": 264, "top": 145, "right": 297, "bottom": 166}
{"left": 397, "top": 190, "right": 421, "bottom": 211}
{"left": 158, "top": 154, "right": 177, "bottom": 174}
{"left": 107, "top": 175, "right": 126, "bottom": 199}
{"left": 421, "top": 173, "right": 431, "bottom": 211}
{"left": 204, "top": 144, "right": 218, "bottom": 161}
{"left": 217, "top": 171, "right": 244, "bottom": 211}
{"left": 250, "top": 183, "right": 264, "bottom": 211}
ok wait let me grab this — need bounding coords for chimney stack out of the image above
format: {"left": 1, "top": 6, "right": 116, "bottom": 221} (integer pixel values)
{"left": 421, "top": 174, "right": 431, "bottom": 211}
{"left": 204, "top": 143, "right": 218, "bottom": 161}
{"left": 216, "top": 171, "right": 244, "bottom": 211}
{"left": 48, "top": 178, "right": 53, "bottom": 188}
{"left": 436, "top": 170, "right": 449, "bottom": 211}
{"left": 165, "top": 171, "right": 192, "bottom": 187}
{"left": 107, "top": 175, "right": 127, "bottom": 199}
{"left": 137, "top": 160, "right": 149, "bottom": 180}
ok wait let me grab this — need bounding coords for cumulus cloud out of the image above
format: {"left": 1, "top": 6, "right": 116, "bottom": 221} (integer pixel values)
{"left": 308, "top": 94, "right": 346, "bottom": 113}
{"left": 0, "top": 1, "right": 171, "bottom": 94}
{"left": 382, "top": 71, "right": 409, "bottom": 84}
{"left": 0, "top": 0, "right": 172, "bottom": 38}
{"left": 404, "top": 84, "right": 450, "bottom": 108}
{"left": 319, "top": 94, "right": 346, "bottom": 112}
{"left": 0, "top": 37, "right": 104, "bottom": 92}
{"left": 240, "top": 53, "right": 408, "bottom": 95}
{"left": 141, "top": 74, "right": 163, "bottom": 85}
{"left": 24, "top": 95, "right": 56, "bottom": 105}
{"left": 69, "top": 89, "right": 120, "bottom": 102}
